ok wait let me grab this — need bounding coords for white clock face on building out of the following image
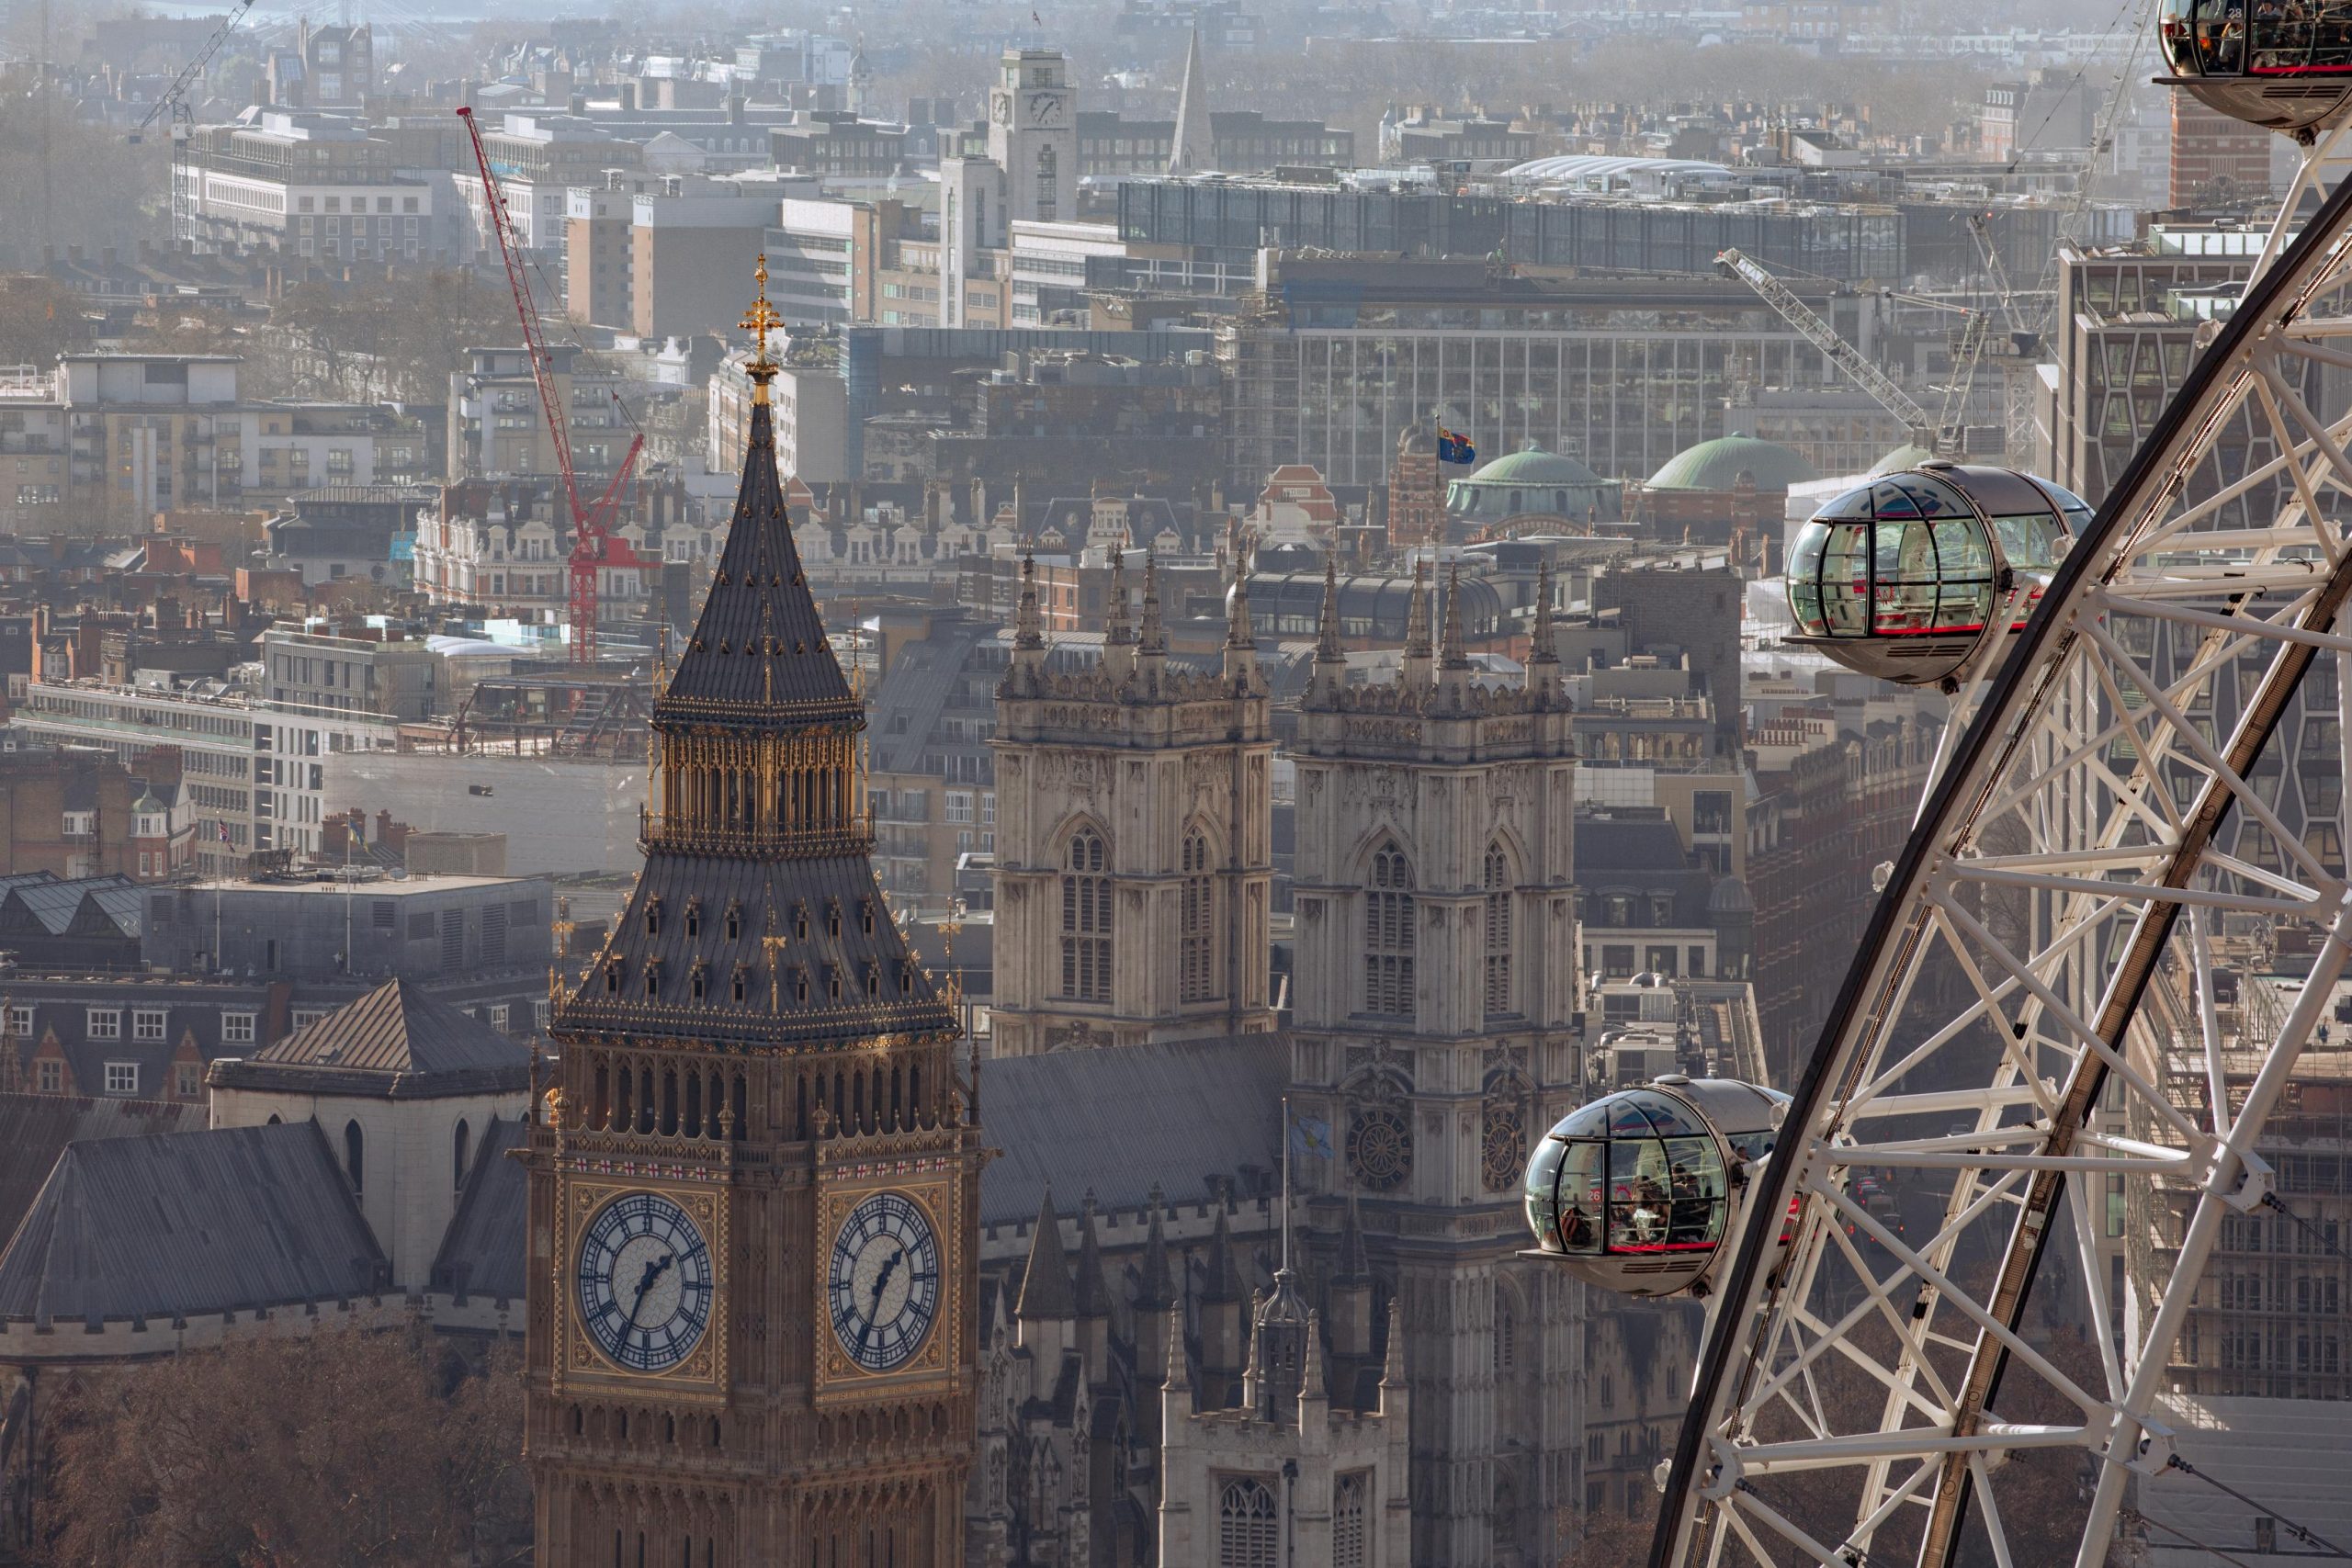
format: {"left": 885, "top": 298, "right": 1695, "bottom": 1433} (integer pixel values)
{"left": 827, "top": 1190, "right": 941, "bottom": 1373}
{"left": 1024, "top": 91, "right": 1062, "bottom": 127}
{"left": 576, "top": 1192, "right": 714, "bottom": 1374}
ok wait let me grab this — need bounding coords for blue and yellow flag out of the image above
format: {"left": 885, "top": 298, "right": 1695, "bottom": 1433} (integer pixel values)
{"left": 1438, "top": 428, "right": 1477, "bottom": 465}
{"left": 1287, "top": 1104, "right": 1336, "bottom": 1161}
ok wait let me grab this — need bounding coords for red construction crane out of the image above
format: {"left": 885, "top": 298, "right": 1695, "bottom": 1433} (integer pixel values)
{"left": 458, "top": 105, "right": 643, "bottom": 664}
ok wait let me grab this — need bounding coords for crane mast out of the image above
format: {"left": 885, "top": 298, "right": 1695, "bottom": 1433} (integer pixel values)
{"left": 131, "top": 0, "right": 254, "bottom": 249}
{"left": 457, "top": 105, "right": 643, "bottom": 665}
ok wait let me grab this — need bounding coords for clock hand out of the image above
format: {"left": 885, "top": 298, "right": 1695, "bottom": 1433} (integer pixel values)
{"left": 869, "top": 1247, "right": 904, "bottom": 1305}
{"left": 628, "top": 1254, "right": 674, "bottom": 1326}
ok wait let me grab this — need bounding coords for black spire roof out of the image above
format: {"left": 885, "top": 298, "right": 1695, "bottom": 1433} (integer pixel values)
{"left": 657, "top": 395, "right": 858, "bottom": 723}
{"left": 557, "top": 263, "right": 956, "bottom": 1054}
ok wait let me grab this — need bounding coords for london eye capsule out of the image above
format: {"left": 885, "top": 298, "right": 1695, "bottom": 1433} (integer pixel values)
{"left": 1520, "top": 1077, "right": 1790, "bottom": 1299}
{"left": 2158, "top": 0, "right": 2352, "bottom": 135}
{"left": 1783, "top": 463, "right": 2090, "bottom": 687}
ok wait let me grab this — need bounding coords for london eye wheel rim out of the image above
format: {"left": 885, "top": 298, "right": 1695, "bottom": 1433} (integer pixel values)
{"left": 1651, "top": 164, "right": 2352, "bottom": 1568}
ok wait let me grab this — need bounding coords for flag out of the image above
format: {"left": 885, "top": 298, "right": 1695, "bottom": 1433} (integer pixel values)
{"left": 1438, "top": 427, "right": 1477, "bottom": 465}
{"left": 216, "top": 820, "right": 232, "bottom": 843}
{"left": 1287, "top": 1104, "right": 1335, "bottom": 1161}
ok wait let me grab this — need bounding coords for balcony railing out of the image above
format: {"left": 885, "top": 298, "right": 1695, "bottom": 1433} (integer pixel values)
{"left": 639, "top": 807, "right": 874, "bottom": 860}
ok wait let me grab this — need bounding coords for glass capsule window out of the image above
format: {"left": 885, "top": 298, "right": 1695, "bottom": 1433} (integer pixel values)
{"left": 1523, "top": 1090, "right": 1728, "bottom": 1258}
{"left": 1788, "top": 475, "right": 1996, "bottom": 640}
{"left": 2163, "top": 0, "right": 2352, "bottom": 74}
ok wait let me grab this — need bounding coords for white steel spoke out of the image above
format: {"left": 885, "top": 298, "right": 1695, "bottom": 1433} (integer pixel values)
{"left": 1655, "top": 153, "right": 2352, "bottom": 1568}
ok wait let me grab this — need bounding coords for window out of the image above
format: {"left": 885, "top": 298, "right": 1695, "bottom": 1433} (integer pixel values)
{"left": 132, "top": 1009, "right": 166, "bottom": 1043}
{"left": 344, "top": 1119, "right": 364, "bottom": 1194}
{"left": 1483, "top": 843, "right": 1512, "bottom": 1016}
{"left": 175, "top": 1060, "right": 201, "bottom": 1099}
{"left": 86, "top": 1008, "right": 121, "bottom": 1040}
{"left": 1363, "top": 841, "right": 1415, "bottom": 1016}
{"left": 221, "top": 1010, "right": 256, "bottom": 1043}
{"left": 36, "top": 1058, "right": 62, "bottom": 1092}
{"left": 290, "top": 1008, "right": 328, "bottom": 1030}
{"left": 6, "top": 1005, "right": 28, "bottom": 1037}
{"left": 454, "top": 1118, "right": 470, "bottom": 1189}
{"left": 490, "top": 1003, "right": 511, "bottom": 1032}
{"left": 1216, "top": 1476, "right": 1278, "bottom": 1568}
{"left": 104, "top": 1061, "right": 138, "bottom": 1095}
{"left": 1332, "top": 1472, "right": 1368, "bottom": 1568}
{"left": 1180, "top": 829, "right": 1217, "bottom": 1003}
{"left": 1058, "top": 829, "right": 1112, "bottom": 1001}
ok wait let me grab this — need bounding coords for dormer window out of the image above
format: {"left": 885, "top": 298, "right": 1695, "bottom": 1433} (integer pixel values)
{"left": 827, "top": 965, "right": 842, "bottom": 1002}
{"left": 826, "top": 899, "right": 842, "bottom": 938}
{"left": 605, "top": 960, "right": 621, "bottom": 994}
{"left": 794, "top": 904, "right": 809, "bottom": 941}
{"left": 644, "top": 963, "right": 662, "bottom": 999}
{"left": 864, "top": 964, "right": 880, "bottom": 998}
{"left": 859, "top": 899, "right": 875, "bottom": 935}
{"left": 690, "top": 962, "right": 709, "bottom": 1001}
{"left": 684, "top": 899, "right": 703, "bottom": 939}
{"left": 793, "top": 966, "right": 809, "bottom": 1004}
{"left": 725, "top": 902, "right": 742, "bottom": 941}
{"left": 731, "top": 966, "right": 748, "bottom": 1004}
{"left": 644, "top": 898, "right": 662, "bottom": 937}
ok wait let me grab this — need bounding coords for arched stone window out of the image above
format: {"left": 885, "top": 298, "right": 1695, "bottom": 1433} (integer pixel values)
{"left": 1484, "top": 842, "right": 1513, "bottom": 1017}
{"left": 1216, "top": 1475, "right": 1279, "bottom": 1568}
{"left": 1332, "top": 1472, "right": 1369, "bottom": 1568}
{"left": 1059, "top": 829, "right": 1112, "bottom": 1001}
{"left": 453, "top": 1118, "right": 469, "bottom": 1190}
{"left": 1363, "top": 841, "right": 1415, "bottom": 1016}
{"left": 1180, "top": 829, "right": 1217, "bottom": 1003}
{"left": 344, "top": 1119, "right": 364, "bottom": 1195}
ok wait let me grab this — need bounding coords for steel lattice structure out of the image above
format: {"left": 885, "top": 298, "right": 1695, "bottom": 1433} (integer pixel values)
{"left": 1652, "top": 159, "right": 2352, "bottom": 1568}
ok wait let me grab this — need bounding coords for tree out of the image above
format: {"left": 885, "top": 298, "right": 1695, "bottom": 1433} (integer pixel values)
{"left": 0, "top": 276, "right": 86, "bottom": 368}
{"left": 29, "top": 1323, "right": 528, "bottom": 1567}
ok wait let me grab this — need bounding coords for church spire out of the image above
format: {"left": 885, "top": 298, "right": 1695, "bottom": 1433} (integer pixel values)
{"left": 1166, "top": 27, "right": 1207, "bottom": 177}
{"left": 1223, "top": 520, "right": 1257, "bottom": 686}
{"left": 1136, "top": 547, "right": 1169, "bottom": 694}
{"left": 1102, "top": 538, "right": 1136, "bottom": 685}
{"left": 1400, "top": 558, "right": 1433, "bottom": 690}
{"left": 1441, "top": 560, "right": 1470, "bottom": 671}
{"left": 1527, "top": 558, "right": 1561, "bottom": 708}
{"left": 1002, "top": 545, "right": 1046, "bottom": 699}
{"left": 1015, "top": 1188, "right": 1076, "bottom": 1321}
{"left": 1308, "top": 548, "right": 1346, "bottom": 706}
{"left": 1137, "top": 1181, "right": 1177, "bottom": 1308}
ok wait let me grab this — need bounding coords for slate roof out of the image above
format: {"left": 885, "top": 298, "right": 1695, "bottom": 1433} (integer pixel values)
{"left": 429, "top": 1114, "right": 527, "bottom": 1303}
{"left": 979, "top": 1033, "right": 1286, "bottom": 1226}
{"left": 241, "top": 976, "right": 530, "bottom": 1085}
{"left": 0, "top": 1121, "right": 385, "bottom": 1325}
{"left": 0, "top": 1092, "right": 204, "bottom": 1254}
{"left": 561, "top": 852, "right": 957, "bottom": 1048}
{"left": 658, "top": 394, "right": 856, "bottom": 720}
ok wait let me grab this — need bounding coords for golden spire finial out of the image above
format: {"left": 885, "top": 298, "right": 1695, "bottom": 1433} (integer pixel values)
{"left": 741, "top": 254, "right": 784, "bottom": 396}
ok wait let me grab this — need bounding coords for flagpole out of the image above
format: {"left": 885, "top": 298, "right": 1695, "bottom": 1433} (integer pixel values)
{"left": 1281, "top": 1093, "right": 1291, "bottom": 1273}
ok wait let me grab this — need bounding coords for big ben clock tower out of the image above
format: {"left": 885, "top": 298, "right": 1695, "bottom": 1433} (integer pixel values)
{"left": 523, "top": 261, "right": 980, "bottom": 1567}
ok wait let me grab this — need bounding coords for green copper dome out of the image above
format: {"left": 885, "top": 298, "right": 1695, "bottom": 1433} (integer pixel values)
{"left": 1644, "top": 436, "right": 1818, "bottom": 492}
{"left": 1868, "top": 442, "right": 1937, "bottom": 476}
{"left": 1464, "top": 445, "right": 1607, "bottom": 488}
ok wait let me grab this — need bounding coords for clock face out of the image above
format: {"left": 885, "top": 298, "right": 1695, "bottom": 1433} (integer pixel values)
{"left": 992, "top": 92, "right": 1012, "bottom": 126}
{"left": 827, "top": 1190, "right": 941, "bottom": 1373}
{"left": 1025, "top": 91, "right": 1060, "bottom": 126}
{"left": 575, "top": 1192, "right": 714, "bottom": 1374}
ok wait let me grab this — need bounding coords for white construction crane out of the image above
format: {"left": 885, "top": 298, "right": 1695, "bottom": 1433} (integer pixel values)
{"left": 1714, "top": 246, "right": 1961, "bottom": 455}
{"left": 130, "top": 0, "right": 255, "bottom": 249}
